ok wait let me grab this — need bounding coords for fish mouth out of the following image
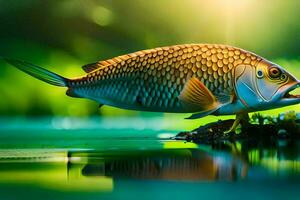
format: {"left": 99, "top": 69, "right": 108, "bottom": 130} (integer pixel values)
{"left": 282, "top": 81, "right": 300, "bottom": 100}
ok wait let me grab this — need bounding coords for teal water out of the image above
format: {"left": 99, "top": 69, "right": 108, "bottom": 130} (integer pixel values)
{"left": 0, "top": 117, "right": 299, "bottom": 200}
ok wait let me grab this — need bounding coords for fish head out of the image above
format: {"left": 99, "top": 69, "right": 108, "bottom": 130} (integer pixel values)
{"left": 234, "top": 60, "right": 300, "bottom": 111}
{"left": 255, "top": 60, "right": 300, "bottom": 108}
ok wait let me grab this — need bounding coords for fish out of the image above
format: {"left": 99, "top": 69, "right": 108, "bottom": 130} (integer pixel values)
{"left": 4, "top": 44, "right": 300, "bottom": 132}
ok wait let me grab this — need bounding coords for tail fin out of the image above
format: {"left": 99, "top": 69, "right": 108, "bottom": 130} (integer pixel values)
{"left": 3, "top": 58, "right": 68, "bottom": 87}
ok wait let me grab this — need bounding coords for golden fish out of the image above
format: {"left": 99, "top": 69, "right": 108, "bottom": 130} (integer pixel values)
{"left": 4, "top": 44, "right": 300, "bottom": 132}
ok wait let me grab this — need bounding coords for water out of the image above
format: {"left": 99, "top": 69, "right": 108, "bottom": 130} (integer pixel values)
{"left": 0, "top": 117, "right": 299, "bottom": 200}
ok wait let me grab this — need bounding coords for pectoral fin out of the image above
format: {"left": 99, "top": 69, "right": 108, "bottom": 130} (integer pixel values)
{"left": 179, "top": 77, "right": 220, "bottom": 114}
{"left": 185, "top": 93, "right": 234, "bottom": 119}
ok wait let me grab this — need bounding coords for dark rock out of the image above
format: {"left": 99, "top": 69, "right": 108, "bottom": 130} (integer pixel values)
{"left": 174, "top": 112, "right": 300, "bottom": 144}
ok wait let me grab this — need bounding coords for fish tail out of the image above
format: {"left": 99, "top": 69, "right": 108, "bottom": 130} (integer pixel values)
{"left": 3, "top": 58, "right": 68, "bottom": 87}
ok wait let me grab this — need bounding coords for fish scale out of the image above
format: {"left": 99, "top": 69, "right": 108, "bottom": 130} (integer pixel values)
{"left": 68, "top": 44, "right": 262, "bottom": 112}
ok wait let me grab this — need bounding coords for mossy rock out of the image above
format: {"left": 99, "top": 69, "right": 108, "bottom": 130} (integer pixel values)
{"left": 175, "top": 111, "right": 300, "bottom": 144}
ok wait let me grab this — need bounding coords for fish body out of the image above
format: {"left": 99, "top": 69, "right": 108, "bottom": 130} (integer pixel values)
{"left": 68, "top": 44, "right": 261, "bottom": 114}
{"left": 5, "top": 44, "right": 300, "bottom": 131}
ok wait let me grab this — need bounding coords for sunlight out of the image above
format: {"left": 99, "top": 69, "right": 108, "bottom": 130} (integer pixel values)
{"left": 210, "top": 0, "right": 254, "bottom": 44}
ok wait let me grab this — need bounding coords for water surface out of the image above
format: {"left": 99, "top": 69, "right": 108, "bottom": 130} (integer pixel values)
{"left": 0, "top": 117, "right": 299, "bottom": 200}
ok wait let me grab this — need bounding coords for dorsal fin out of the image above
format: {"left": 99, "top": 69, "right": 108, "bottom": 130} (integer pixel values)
{"left": 82, "top": 62, "right": 99, "bottom": 73}
{"left": 81, "top": 47, "right": 171, "bottom": 73}
{"left": 82, "top": 59, "right": 118, "bottom": 73}
{"left": 81, "top": 52, "right": 139, "bottom": 73}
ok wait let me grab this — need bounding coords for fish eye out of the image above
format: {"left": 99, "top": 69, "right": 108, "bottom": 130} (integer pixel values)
{"left": 269, "top": 67, "right": 281, "bottom": 79}
{"left": 257, "top": 70, "right": 264, "bottom": 78}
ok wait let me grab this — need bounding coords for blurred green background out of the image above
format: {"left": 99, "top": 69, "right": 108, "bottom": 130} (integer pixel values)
{"left": 0, "top": 0, "right": 299, "bottom": 120}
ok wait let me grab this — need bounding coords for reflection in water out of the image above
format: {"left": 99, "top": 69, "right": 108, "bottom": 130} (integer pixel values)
{"left": 234, "top": 138, "right": 300, "bottom": 176}
{"left": 0, "top": 139, "right": 299, "bottom": 192}
{"left": 71, "top": 149, "right": 246, "bottom": 181}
